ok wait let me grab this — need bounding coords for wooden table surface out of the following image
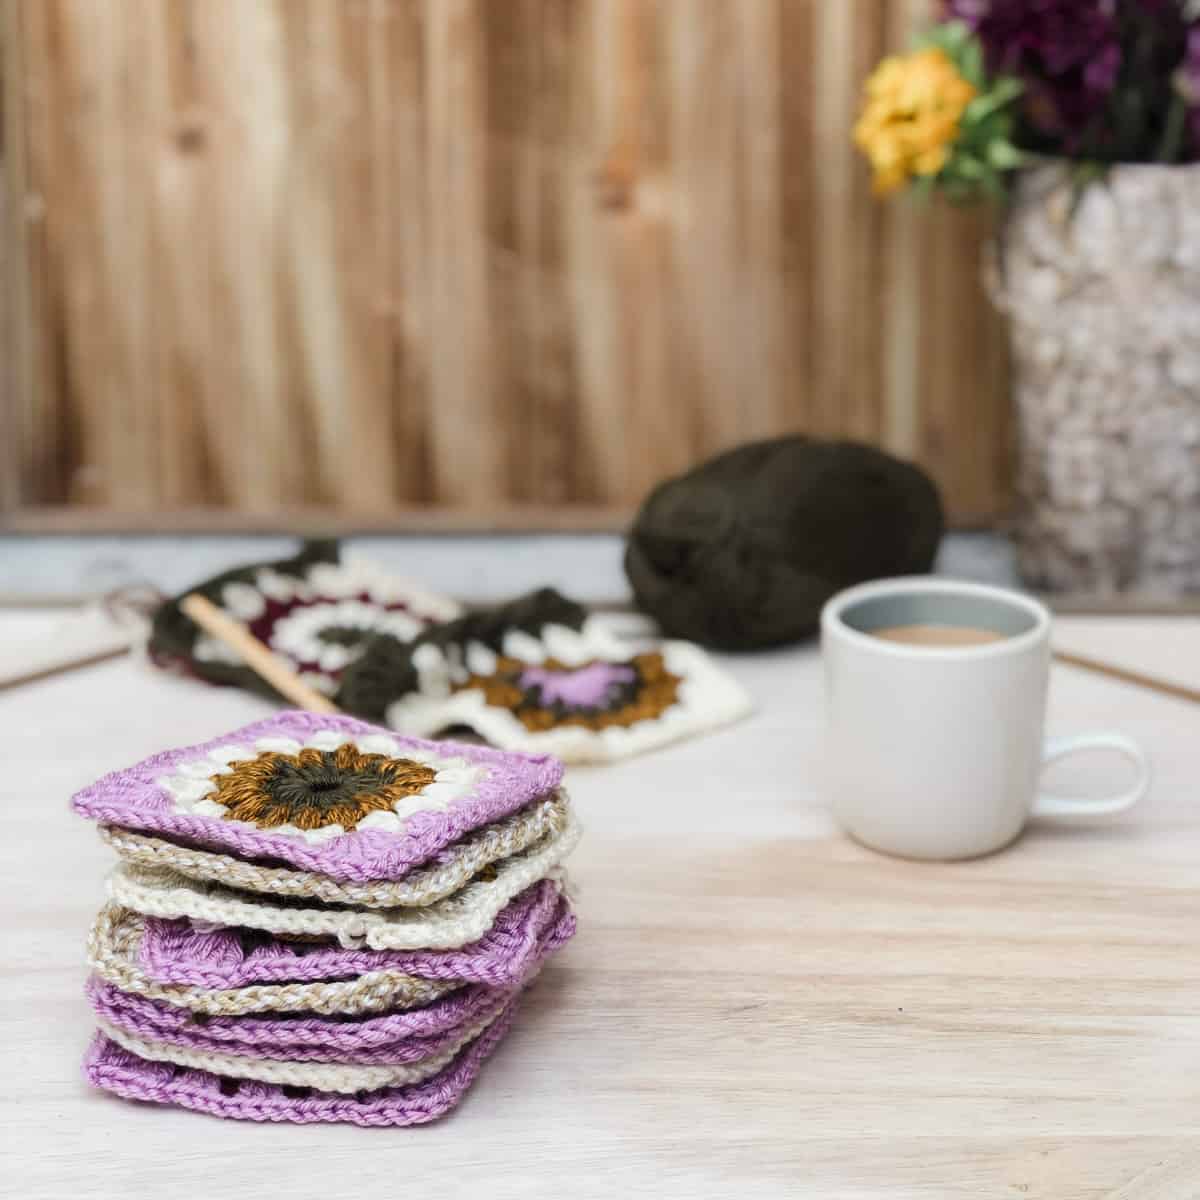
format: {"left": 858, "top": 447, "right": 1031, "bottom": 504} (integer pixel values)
{"left": 2, "top": 612, "right": 1198, "bottom": 1200}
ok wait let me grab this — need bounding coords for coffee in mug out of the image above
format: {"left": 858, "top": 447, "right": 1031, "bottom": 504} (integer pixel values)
{"left": 869, "top": 624, "right": 1007, "bottom": 647}
{"left": 820, "top": 577, "right": 1151, "bottom": 860}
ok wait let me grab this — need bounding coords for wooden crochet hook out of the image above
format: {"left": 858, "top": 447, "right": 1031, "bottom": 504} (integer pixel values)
{"left": 1052, "top": 648, "right": 1200, "bottom": 706}
{"left": 180, "top": 593, "right": 340, "bottom": 714}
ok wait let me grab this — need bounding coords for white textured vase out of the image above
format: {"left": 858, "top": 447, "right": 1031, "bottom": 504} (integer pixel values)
{"left": 997, "top": 162, "right": 1200, "bottom": 593}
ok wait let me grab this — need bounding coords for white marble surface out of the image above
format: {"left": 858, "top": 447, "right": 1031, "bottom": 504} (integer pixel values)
{"left": 1, "top": 607, "right": 1198, "bottom": 1198}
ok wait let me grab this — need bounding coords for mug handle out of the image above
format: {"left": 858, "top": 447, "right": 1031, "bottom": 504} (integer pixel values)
{"left": 1032, "top": 733, "right": 1151, "bottom": 819}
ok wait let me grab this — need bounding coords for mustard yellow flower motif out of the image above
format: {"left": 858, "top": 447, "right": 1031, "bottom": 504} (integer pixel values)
{"left": 210, "top": 745, "right": 437, "bottom": 832}
{"left": 854, "top": 47, "right": 976, "bottom": 195}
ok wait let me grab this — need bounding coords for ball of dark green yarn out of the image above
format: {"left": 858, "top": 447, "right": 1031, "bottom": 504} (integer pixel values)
{"left": 624, "top": 436, "right": 944, "bottom": 650}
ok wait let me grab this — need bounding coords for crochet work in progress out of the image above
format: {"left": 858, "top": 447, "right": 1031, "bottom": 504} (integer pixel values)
{"left": 149, "top": 550, "right": 751, "bottom": 764}
{"left": 338, "top": 588, "right": 753, "bottom": 763}
{"left": 149, "top": 541, "right": 461, "bottom": 701}
{"left": 73, "top": 713, "right": 580, "bottom": 1125}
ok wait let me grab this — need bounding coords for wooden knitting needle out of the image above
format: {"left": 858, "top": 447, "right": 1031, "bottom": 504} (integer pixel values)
{"left": 0, "top": 607, "right": 136, "bottom": 691}
{"left": 180, "top": 593, "right": 340, "bottom": 714}
{"left": 1052, "top": 648, "right": 1200, "bottom": 706}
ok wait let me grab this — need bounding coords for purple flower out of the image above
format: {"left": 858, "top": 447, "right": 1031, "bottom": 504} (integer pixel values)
{"left": 944, "top": 0, "right": 1121, "bottom": 143}
{"left": 943, "top": 0, "right": 1200, "bottom": 161}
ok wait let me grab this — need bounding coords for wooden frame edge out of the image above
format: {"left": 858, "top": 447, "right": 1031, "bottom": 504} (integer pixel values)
{"left": 0, "top": 504, "right": 635, "bottom": 535}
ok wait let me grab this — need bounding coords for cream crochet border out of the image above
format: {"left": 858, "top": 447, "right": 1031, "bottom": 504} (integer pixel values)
{"left": 106, "top": 814, "right": 581, "bottom": 950}
{"left": 98, "top": 791, "right": 569, "bottom": 908}
{"left": 88, "top": 906, "right": 453, "bottom": 1017}
{"left": 94, "top": 1002, "right": 503, "bottom": 1094}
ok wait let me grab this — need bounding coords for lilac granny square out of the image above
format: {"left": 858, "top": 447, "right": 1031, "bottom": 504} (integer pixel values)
{"left": 87, "top": 977, "right": 513, "bottom": 1065}
{"left": 139, "top": 878, "right": 574, "bottom": 990}
{"left": 83, "top": 996, "right": 520, "bottom": 1126}
{"left": 71, "top": 712, "right": 563, "bottom": 883}
{"left": 89, "top": 890, "right": 570, "bottom": 1065}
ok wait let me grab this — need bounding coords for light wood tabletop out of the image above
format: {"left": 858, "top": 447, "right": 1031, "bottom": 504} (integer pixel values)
{"left": 2, "top": 611, "right": 1198, "bottom": 1200}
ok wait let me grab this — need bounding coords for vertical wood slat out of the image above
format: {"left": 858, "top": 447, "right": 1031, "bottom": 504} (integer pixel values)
{"left": 564, "top": 0, "right": 670, "bottom": 506}
{"left": 426, "top": 0, "right": 502, "bottom": 505}
{"left": 0, "top": 0, "right": 21, "bottom": 512}
{"left": 3, "top": 0, "right": 39, "bottom": 508}
{"left": 384, "top": 0, "right": 433, "bottom": 503}
{"left": 152, "top": 0, "right": 212, "bottom": 507}
{"left": 9, "top": 0, "right": 83, "bottom": 507}
{"left": 480, "top": 0, "right": 538, "bottom": 504}
{"left": 810, "top": 0, "right": 888, "bottom": 445}
{"left": 3, "top": 0, "right": 1012, "bottom": 526}
{"left": 881, "top": 0, "right": 931, "bottom": 464}
{"left": 527, "top": 0, "right": 577, "bottom": 506}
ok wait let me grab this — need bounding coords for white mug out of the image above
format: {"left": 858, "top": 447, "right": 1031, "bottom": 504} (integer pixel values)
{"left": 820, "top": 577, "right": 1151, "bottom": 860}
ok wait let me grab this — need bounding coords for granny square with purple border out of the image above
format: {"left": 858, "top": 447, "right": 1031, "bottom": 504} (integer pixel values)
{"left": 71, "top": 712, "right": 563, "bottom": 883}
{"left": 89, "top": 889, "right": 572, "bottom": 1066}
{"left": 87, "top": 976, "right": 514, "bottom": 1065}
{"left": 83, "top": 995, "right": 519, "bottom": 1126}
{"left": 139, "top": 878, "right": 574, "bottom": 990}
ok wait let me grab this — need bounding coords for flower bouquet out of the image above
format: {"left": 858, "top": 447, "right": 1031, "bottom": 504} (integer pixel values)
{"left": 857, "top": 2, "right": 1200, "bottom": 593}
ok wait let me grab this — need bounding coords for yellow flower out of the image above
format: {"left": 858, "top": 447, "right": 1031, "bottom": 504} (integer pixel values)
{"left": 913, "top": 143, "right": 949, "bottom": 177}
{"left": 854, "top": 47, "right": 976, "bottom": 195}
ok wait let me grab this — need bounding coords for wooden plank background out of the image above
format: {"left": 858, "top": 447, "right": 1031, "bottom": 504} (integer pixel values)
{"left": 1, "top": 0, "right": 1011, "bottom": 529}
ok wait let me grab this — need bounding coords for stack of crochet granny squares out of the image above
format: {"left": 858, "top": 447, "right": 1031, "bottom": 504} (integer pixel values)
{"left": 71, "top": 711, "right": 579, "bottom": 1126}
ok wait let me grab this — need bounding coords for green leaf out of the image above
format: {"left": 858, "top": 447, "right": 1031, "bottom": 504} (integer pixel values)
{"left": 920, "top": 19, "right": 970, "bottom": 57}
{"left": 954, "top": 154, "right": 985, "bottom": 179}
{"left": 963, "top": 77, "right": 1023, "bottom": 125}
{"left": 987, "top": 140, "right": 1024, "bottom": 169}
{"left": 990, "top": 77, "right": 1024, "bottom": 107}
{"left": 963, "top": 96, "right": 991, "bottom": 124}
{"left": 940, "top": 21, "right": 972, "bottom": 53}
{"left": 959, "top": 39, "right": 985, "bottom": 89}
